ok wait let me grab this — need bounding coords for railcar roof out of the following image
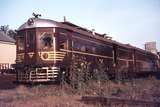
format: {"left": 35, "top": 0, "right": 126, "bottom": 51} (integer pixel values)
{"left": 18, "top": 18, "right": 60, "bottom": 31}
{"left": 18, "top": 18, "right": 130, "bottom": 48}
{"left": 18, "top": 17, "right": 156, "bottom": 56}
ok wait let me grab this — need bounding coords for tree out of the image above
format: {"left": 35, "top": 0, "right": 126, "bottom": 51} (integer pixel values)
{"left": 70, "top": 54, "right": 91, "bottom": 89}
{"left": 0, "top": 25, "right": 16, "bottom": 40}
{"left": 7, "top": 29, "right": 16, "bottom": 40}
{"left": 0, "top": 25, "right": 9, "bottom": 34}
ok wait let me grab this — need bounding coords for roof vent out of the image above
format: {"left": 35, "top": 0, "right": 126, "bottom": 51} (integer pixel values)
{"left": 103, "top": 34, "right": 112, "bottom": 40}
{"left": 92, "top": 29, "right": 95, "bottom": 35}
{"left": 63, "top": 16, "right": 66, "bottom": 22}
{"left": 107, "top": 37, "right": 112, "bottom": 40}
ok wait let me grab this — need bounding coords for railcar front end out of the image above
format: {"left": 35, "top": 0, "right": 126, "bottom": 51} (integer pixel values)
{"left": 15, "top": 17, "right": 67, "bottom": 82}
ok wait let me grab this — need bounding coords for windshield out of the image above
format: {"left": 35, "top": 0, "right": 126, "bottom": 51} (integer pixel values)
{"left": 40, "top": 33, "right": 53, "bottom": 50}
{"left": 18, "top": 32, "right": 25, "bottom": 51}
{"left": 27, "top": 31, "right": 35, "bottom": 49}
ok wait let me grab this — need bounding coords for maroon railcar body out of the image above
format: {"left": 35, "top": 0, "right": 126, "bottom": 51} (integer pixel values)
{"left": 15, "top": 15, "right": 159, "bottom": 82}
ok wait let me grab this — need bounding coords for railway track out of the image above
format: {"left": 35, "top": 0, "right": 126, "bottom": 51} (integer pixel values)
{"left": 81, "top": 96, "right": 160, "bottom": 107}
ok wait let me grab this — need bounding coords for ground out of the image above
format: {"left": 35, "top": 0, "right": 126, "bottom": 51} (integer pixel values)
{"left": 0, "top": 74, "right": 160, "bottom": 107}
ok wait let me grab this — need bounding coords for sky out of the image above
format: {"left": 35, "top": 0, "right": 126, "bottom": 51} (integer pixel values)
{"left": 1, "top": 0, "right": 160, "bottom": 50}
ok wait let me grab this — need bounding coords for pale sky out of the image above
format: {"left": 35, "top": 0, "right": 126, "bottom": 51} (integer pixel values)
{"left": 1, "top": 0, "right": 160, "bottom": 50}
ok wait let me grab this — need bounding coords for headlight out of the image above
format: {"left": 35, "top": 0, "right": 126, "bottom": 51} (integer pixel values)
{"left": 42, "top": 53, "right": 48, "bottom": 59}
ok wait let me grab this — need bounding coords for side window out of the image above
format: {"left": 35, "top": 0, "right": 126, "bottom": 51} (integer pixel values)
{"left": 73, "top": 41, "right": 81, "bottom": 50}
{"left": 59, "top": 35, "right": 67, "bottom": 50}
{"left": 73, "top": 41, "right": 86, "bottom": 52}
{"left": 73, "top": 40, "right": 97, "bottom": 53}
{"left": 86, "top": 45, "right": 93, "bottom": 53}
{"left": 40, "top": 33, "right": 53, "bottom": 50}
{"left": 104, "top": 45, "right": 113, "bottom": 57}
{"left": 81, "top": 45, "right": 86, "bottom": 51}
{"left": 118, "top": 48, "right": 130, "bottom": 59}
{"left": 17, "top": 32, "right": 25, "bottom": 51}
{"left": 27, "top": 31, "right": 35, "bottom": 49}
{"left": 60, "top": 40, "right": 67, "bottom": 49}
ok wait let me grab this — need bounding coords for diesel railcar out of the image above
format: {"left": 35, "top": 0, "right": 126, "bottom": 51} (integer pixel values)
{"left": 15, "top": 14, "right": 160, "bottom": 82}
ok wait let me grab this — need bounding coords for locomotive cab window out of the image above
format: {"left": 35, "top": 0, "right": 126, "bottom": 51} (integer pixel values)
{"left": 60, "top": 42, "right": 66, "bottom": 49}
{"left": 27, "top": 31, "right": 35, "bottom": 49}
{"left": 40, "top": 33, "right": 53, "bottom": 50}
{"left": 17, "top": 32, "right": 25, "bottom": 51}
{"left": 59, "top": 34, "right": 67, "bottom": 50}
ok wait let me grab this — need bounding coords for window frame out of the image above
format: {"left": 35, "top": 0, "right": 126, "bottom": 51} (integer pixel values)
{"left": 17, "top": 31, "right": 25, "bottom": 51}
{"left": 27, "top": 30, "right": 36, "bottom": 50}
{"left": 39, "top": 32, "right": 54, "bottom": 50}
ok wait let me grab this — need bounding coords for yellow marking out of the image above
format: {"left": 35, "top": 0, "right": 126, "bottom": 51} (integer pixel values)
{"left": 39, "top": 52, "right": 66, "bottom": 54}
{"left": 60, "top": 49, "right": 113, "bottom": 59}
{"left": 40, "top": 32, "right": 46, "bottom": 37}
{"left": 49, "top": 56, "right": 64, "bottom": 59}
{"left": 118, "top": 58, "right": 133, "bottom": 62}
{"left": 40, "top": 58, "right": 63, "bottom": 61}
{"left": 45, "top": 58, "right": 63, "bottom": 60}
{"left": 48, "top": 55, "right": 64, "bottom": 59}
{"left": 28, "top": 52, "right": 34, "bottom": 58}
{"left": 50, "top": 54, "right": 65, "bottom": 56}
{"left": 39, "top": 51, "right": 66, "bottom": 61}
{"left": 60, "top": 32, "right": 67, "bottom": 36}
{"left": 49, "top": 53, "right": 66, "bottom": 55}
{"left": 42, "top": 51, "right": 65, "bottom": 53}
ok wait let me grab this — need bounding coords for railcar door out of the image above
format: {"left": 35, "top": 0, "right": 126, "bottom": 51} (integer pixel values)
{"left": 26, "top": 29, "right": 36, "bottom": 66}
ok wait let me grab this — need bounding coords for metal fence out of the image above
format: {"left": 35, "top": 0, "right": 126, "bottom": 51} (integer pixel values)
{"left": 0, "top": 63, "right": 10, "bottom": 70}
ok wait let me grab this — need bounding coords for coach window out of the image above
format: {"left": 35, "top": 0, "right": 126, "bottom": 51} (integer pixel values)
{"left": 81, "top": 45, "right": 86, "bottom": 52}
{"left": 59, "top": 35, "right": 67, "bottom": 50}
{"left": 119, "top": 48, "right": 129, "bottom": 59}
{"left": 86, "top": 45, "right": 90, "bottom": 52}
{"left": 18, "top": 32, "right": 25, "bottom": 51}
{"left": 60, "top": 39, "right": 67, "bottom": 49}
{"left": 27, "top": 31, "right": 35, "bottom": 49}
{"left": 60, "top": 41, "right": 67, "bottom": 49}
{"left": 73, "top": 41, "right": 81, "bottom": 51}
{"left": 104, "top": 45, "right": 113, "bottom": 57}
{"left": 40, "top": 33, "right": 53, "bottom": 50}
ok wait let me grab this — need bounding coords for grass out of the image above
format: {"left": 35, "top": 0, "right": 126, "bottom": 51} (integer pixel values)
{"left": 0, "top": 75, "right": 160, "bottom": 107}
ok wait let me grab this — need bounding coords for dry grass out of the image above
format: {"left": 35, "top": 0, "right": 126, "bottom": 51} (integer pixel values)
{"left": 0, "top": 83, "right": 97, "bottom": 107}
{"left": 0, "top": 74, "right": 160, "bottom": 107}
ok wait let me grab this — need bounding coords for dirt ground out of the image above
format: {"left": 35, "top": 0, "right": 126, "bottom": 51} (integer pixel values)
{"left": 0, "top": 74, "right": 17, "bottom": 90}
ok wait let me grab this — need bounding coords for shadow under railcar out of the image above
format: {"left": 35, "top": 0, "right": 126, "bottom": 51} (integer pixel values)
{"left": 0, "top": 74, "right": 17, "bottom": 90}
